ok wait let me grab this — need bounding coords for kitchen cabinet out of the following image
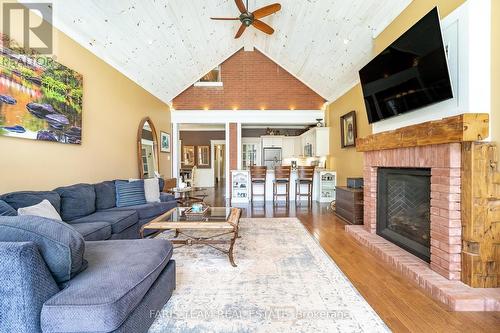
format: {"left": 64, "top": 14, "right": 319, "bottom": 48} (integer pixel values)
{"left": 314, "top": 128, "right": 330, "bottom": 157}
{"left": 261, "top": 136, "right": 283, "bottom": 148}
{"left": 299, "top": 127, "right": 330, "bottom": 157}
{"left": 242, "top": 138, "right": 261, "bottom": 168}
{"left": 282, "top": 137, "right": 296, "bottom": 159}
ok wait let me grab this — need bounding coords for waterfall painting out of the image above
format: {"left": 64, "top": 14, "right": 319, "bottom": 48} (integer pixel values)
{"left": 0, "top": 35, "right": 83, "bottom": 144}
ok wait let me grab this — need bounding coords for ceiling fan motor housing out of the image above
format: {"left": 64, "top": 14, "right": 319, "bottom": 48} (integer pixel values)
{"left": 239, "top": 12, "right": 254, "bottom": 26}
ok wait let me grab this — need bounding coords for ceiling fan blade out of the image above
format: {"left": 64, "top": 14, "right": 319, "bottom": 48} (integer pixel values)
{"left": 234, "top": 0, "right": 247, "bottom": 13}
{"left": 253, "top": 3, "right": 282, "bottom": 19}
{"left": 235, "top": 24, "right": 247, "bottom": 39}
{"left": 252, "top": 19, "right": 275, "bottom": 35}
{"left": 211, "top": 17, "right": 240, "bottom": 20}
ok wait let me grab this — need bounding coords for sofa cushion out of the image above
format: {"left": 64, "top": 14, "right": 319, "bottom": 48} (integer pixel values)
{"left": 71, "top": 210, "right": 138, "bottom": 234}
{"left": 55, "top": 184, "right": 96, "bottom": 221}
{"left": 0, "top": 200, "right": 17, "bottom": 216}
{"left": 71, "top": 222, "right": 112, "bottom": 241}
{"left": 17, "top": 199, "right": 62, "bottom": 221}
{"left": 94, "top": 181, "right": 116, "bottom": 210}
{"left": 1, "top": 191, "right": 61, "bottom": 214}
{"left": 0, "top": 216, "right": 86, "bottom": 284}
{"left": 0, "top": 242, "right": 60, "bottom": 333}
{"left": 108, "top": 201, "right": 175, "bottom": 220}
{"left": 160, "top": 192, "right": 175, "bottom": 202}
{"left": 158, "top": 177, "right": 165, "bottom": 192}
{"left": 115, "top": 180, "right": 147, "bottom": 207}
{"left": 41, "top": 239, "right": 173, "bottom": 333}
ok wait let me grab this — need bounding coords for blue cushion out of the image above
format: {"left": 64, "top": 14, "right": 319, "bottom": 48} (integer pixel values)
{"left": 0, "top": 216, "right": 86, "bottom": 284}
{"left": 160, "top": 192, "right": 175, "bottom": 202}
{"left": 94, "top": 181, "right": 116, "bottom": 210}
{"left": 1, "top": 191, "right": 61, "bottom": 214}
{"left": 70, "top": 222, "right": 112, "bottom": 241}
{"left": 70, "top": 210, "right": 138, "bottom": 234}
{"left": 115, "top": 180, "right": 147, "bottom": 207}
{"left": 107, "top": 201, "right": 175, "bottom": 220}
{"left": 158, "top": 177, "right": 165, "bottom": 192}
{"left": 0, "top": 200, "right": 17, "bottom": 216}
{"left": 0, "top": 242, "right": 60, "bottom": 333}
{"left": 55, "top": 184, "right": 96, "bottom": 221}
{"left": 41, "top": 239, "right": 173, "bottom": 333}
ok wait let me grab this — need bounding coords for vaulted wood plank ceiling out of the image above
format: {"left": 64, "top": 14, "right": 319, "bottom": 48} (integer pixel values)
{"left": 32, "top": 0, "right": 412, "bottom": 103}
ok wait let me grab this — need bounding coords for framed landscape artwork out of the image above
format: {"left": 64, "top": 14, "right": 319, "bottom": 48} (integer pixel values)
{"left": 160, "top": 131, "right": 170, "bottom": 153}
{"left": 340, "top": 111, "right": 357, "bottom": 148}
{"left": 0, "top": 35, "right": 83, "bottom": 144}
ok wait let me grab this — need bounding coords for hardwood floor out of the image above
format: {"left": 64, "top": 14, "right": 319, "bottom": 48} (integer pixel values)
{"left": 199, "top": 186, "right": 500, "bottom": 332}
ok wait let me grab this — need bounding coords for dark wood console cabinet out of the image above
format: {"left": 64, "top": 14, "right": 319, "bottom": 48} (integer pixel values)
{"left": 335, "top": 186, "right": 364, "bottom": 225}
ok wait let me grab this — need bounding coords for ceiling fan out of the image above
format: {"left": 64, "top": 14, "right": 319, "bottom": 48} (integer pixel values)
{"left": 211, "top": 0, "right": 282, "bottom": 39}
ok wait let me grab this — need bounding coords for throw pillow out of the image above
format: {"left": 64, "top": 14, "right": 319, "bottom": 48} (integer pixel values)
{"left": 143, "top": 178, "right": 161, "bottom": 203}
{"left": 0, "top": 200, "right": 17, "bottom": 216}
{"left": 0, "top": 215, "right": 86, "bottom": 284}
{"left": 18, "top": 199, "right": 62, "bottom": 221}
{"left": 115, "top": 180, "right": 147, "bottom": 207}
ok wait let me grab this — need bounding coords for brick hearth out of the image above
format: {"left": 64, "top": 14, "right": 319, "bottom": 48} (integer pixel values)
{"left": 363, "top": 143, "right": 462, "bottom": 280}
{"left": 346, "top": 225, "right": 500, "bottom": 311}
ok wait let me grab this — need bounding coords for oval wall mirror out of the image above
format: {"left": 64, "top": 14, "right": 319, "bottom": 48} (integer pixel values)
{"left": 137, "top": 117, "right": 159, "bottom": 178}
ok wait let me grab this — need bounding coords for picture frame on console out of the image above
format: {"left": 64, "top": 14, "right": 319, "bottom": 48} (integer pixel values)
{"left": 160, "top": 131, "right": 170, "bottom": 153}
{"left": 340, "top": 111, "right": 357, "bottom": 148}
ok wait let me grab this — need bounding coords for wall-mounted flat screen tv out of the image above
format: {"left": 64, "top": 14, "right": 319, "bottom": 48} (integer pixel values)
{"left": 359, "top": 7, "right": 453, "bottom": 124}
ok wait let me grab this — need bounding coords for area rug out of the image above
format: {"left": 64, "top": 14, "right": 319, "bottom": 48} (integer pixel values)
{"left": 149, "top": 218, "right": 390, "bottom": 333}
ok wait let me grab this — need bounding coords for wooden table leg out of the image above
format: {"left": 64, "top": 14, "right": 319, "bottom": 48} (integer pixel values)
{"left": 228, "top": 230, "right": 238, "bottom": 267}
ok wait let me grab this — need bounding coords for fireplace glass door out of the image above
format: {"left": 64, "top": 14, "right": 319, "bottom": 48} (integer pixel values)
{"left": 377, "top": 168, "right": 431, "bottom": 262}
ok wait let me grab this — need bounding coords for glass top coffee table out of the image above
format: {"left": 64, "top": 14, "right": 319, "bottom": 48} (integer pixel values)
{"left": 140, "top": 207, "right": 242, "bottom": 267}
{"left": 170, "top": 187, "right": 208, "bottom": 205}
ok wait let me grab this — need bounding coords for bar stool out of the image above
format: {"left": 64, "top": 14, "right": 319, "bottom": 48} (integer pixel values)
{"left": 250, "top": 166, "right": 267, "bottom": 204}
{"left": 273, "top": 166, "right": 291, "bottom": 206}
{"left": 296, "top": 166, "right": 315, "bottom": 206}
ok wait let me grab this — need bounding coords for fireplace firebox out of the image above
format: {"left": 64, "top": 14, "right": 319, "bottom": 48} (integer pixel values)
{"left": 377, "top": 168, "right": 431, "bottom": 262}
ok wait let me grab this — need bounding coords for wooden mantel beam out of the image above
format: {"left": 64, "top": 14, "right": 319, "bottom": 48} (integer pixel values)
{"left": 356, "top": 114, "right": 489, "bottom": 152}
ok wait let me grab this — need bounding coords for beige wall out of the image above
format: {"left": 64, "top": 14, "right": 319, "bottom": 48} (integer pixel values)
{"left": 0, "top": 3, "right": 171, "bottom": 192}
{"left": 327, "top": 85, "right": 371, "bottom": 186}
{"left": 326, "top": 0, "right": 477, "bottom": 185}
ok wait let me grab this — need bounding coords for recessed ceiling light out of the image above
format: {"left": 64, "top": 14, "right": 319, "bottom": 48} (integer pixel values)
{"left": 343, "top": 39, "right": 349, "bottom": 45}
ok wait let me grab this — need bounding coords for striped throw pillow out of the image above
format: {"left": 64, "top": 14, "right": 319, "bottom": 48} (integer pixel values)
{"left": 115, "top": 180, "right": 147, "bottom": 207}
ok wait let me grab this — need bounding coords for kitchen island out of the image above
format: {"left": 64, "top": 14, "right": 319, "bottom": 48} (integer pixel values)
{"left": 231, "top": 168, "right": 336, "bottom": 203}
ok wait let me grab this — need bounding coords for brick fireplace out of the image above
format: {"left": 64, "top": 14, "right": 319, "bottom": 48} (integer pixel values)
{"left": 345, "top": 114, "right": 500, "bottom": 311}
{"left": 363, "top": 143, "right": 462, "bottom": 280}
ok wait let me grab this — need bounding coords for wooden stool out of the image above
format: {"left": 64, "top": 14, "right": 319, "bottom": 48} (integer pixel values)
{"left": 273, "top": 166, "right": 291, "bottom": 206}
{"left": 250, "top": 166, "right": 267, "bottom": 204}
{"left": 295, "top": 166, "right": 315, "bottom": 205}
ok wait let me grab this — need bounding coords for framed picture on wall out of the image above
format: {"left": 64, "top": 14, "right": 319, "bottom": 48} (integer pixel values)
{"left": 340, "top": 111, "right": 357, "bottom": 148}
{"left": 160, "top": 131, "right": 170, "bottom": 153}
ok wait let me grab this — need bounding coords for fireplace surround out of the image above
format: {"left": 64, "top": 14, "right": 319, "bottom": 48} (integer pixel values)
{"left": 363, "top": 143, "right": 462, "bottom": 280}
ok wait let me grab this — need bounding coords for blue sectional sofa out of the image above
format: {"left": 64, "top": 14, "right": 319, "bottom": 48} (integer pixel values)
{"left": 0, "top": 179, "right": 178, "bottom": 333}
{"left": 0, "top": 179, "right": 178, "bottom": 240}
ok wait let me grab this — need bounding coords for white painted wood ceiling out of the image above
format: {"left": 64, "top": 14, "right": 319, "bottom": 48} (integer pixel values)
{"left": 30, "top": 0, "right": 412, "bottom": 103}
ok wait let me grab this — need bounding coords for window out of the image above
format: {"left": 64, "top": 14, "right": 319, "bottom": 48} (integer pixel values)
{"left": 194, "top": 66, "right": 223, "bottom": 87}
